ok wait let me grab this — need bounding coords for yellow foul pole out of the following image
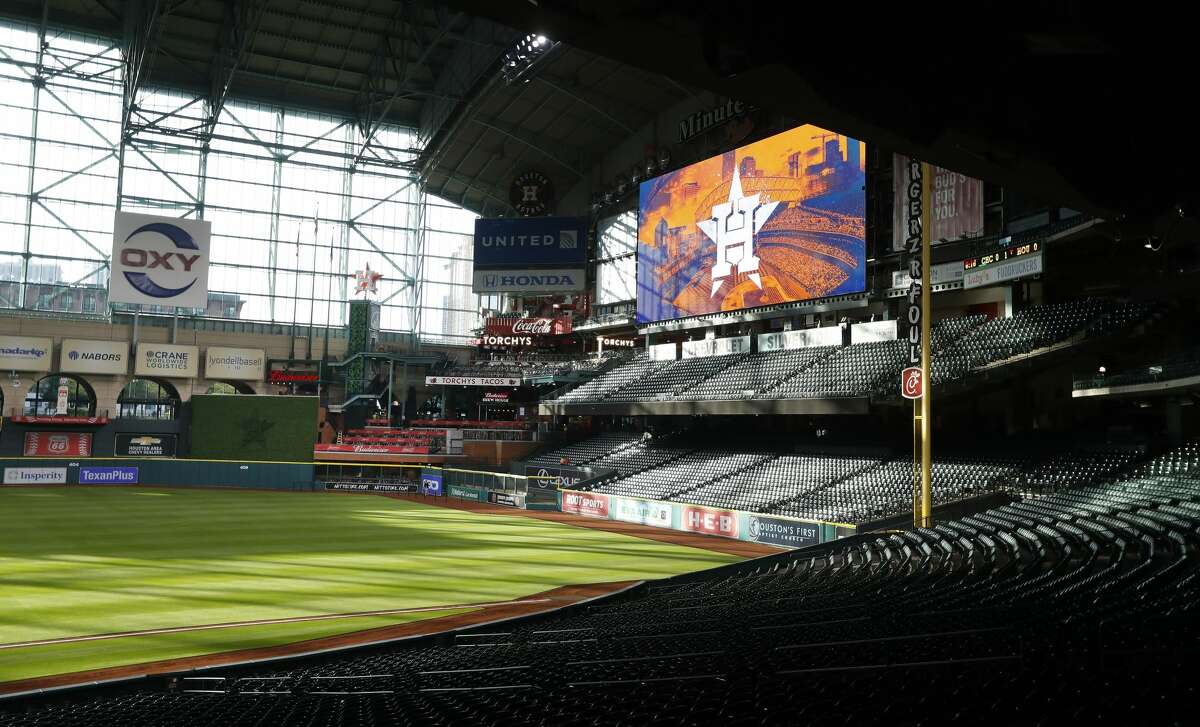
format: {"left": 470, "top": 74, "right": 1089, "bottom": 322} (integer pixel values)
{"left": 919, "top": 163, "right": 933, "bottom": 528}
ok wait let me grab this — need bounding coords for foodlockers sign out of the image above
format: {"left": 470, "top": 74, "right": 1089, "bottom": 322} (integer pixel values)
{"left": 59, "top": 339, "right": 129, "bottom": 375}
{"left": 205, "top": 347, "right": 265, "bottom": 381}
{"left": 0, "top": 335, "right": 52, "bottom": 372}
{"left": 23, "top": 432, "right": 92, "bottom": 457}
{"left": 135, "top": 343, "right": 199, "bottom": 378}
{"left": 115, "top": 433, "right": 177, "bottom": 457}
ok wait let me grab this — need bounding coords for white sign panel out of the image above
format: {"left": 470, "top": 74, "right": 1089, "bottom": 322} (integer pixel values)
{"left": 649, "top": 342, "right": 678, "bottom": 361}
{"left": 110, "top": 211, "right": 211, "bottom": 308}
{"left": 963, "top": 252, "right": 1044, "bottom": 290}
{"left": 60, "top": 339, "right": 129, "bottom": 375}
{"left": 55, "top": 382, "right": 69, "bottom": 415}
{"left": 135, "top": 343, "right": 200, "bottom": 378}
{"left": 0, "top": 335, "right": 52, "bottom": 372}
{"left": 611, "top": 496, "right": 672, "bottom": 528}
{"left": 205, "top": 347, "right": 265, "bottom": 381}
{"left": 4, "top": 467, "right": 68, "bottom": 485}
{"left": 472, "top": 268, "right": 585, "bottom": 293}
{"left": 850, "top": 320, "right": 897, "bottom": 343}
{"left": 681, "top": 339, "right": 714, "bottom": 359}
{"left": 425, "top": 376, "right": 521, "bottom": 387}
{"left": 713, "top": 335, "right": 750, "bottom": 357}
{"left": 757, "top": 326, "right": 842, "bottom": 353}
{"left": 891, "top": 260, "right": 965, "bottom": 289}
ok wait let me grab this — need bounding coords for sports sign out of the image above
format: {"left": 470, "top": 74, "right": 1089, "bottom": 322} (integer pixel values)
{"left": 509, "top": 170, "right": 555, "bottom": 216}
{"left": 903, "top": 158, "right": 925, "bottom": 374}
{"left": 135, "top": 343, "right": 199, "bottom": 378}
{"left": 23, "top": 432, "right": 92, "bottom": 457}
{"left": 425, "top": 376, "right": 521, "bottom": 387}
{"left": 115, "top": 433, "right": 177, "bottom": 457}
{"left": 420, "top": 468, "right": 443, "bottom": 496}
{"left": 561, "top": 490, "right": 609, "bottom": 519}
{"left": 472, "top": 268, "right": 585, "bottom": 294}
{"left": 963, "top": 252, "right": 1044, "bottom": 290}
{"left": 746, "top": 515, "right": 819, "bottom": 548}
{"left": 637, "top": 124, "right": 866, "bottom": 324}
{"left": 757, "top": 327, "right": 842, "bottom": 352}
{"left": 484, "top": 316, "right": 573, "bottom": 336}
{"left": 205, "top": 347, "right": 265, "bottom": 381}
{"left": 901, "top": 367, "right": 923, "bottom": 399}
{"left": 59, "top": 339, "right": 129, "bottom": 375}
{"left": 3, "top": 467, "right": 68, "bottom": 485}
{"left": 488, "top": 491, "right": 523, "bottom": 508}
{"left": 680, "top": 505, "right": 738, "bottom": 538}
{"left": 525, "top": 465, "right": 582, "bottom": 489}
{"left": 0, "top": 335, "right": 52, "bottom": 372}
{"left": 78, "top": 466, "right": 139, "bottom": 485}
{"left": 325, "top": 481, "right": 418, "bottom": 493}
{"left": 269, "top": 369, "right": 320, "bottom": 384}
{"left": 892, "top": 155, "right": 983, "bottom": 252}
{"left": 110, "top": 211, "right": 211, "bottom": 308}
{"left": 611, "top": 496, "right": 672, "bottom": 528}
{"left": 474, "top": 216, "right": 587, "bottom": 268}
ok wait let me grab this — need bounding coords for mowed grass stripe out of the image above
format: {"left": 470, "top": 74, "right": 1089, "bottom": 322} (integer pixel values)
{"left": 0, "top": 609, "right": 471, "bottom": 684}
{"left": 0, "top": 487, "right": 736, "bottom": 682}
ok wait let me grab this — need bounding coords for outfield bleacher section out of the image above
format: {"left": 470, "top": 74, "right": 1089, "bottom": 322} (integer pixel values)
{"left": 11, "top": 451, "right": 1195, "bottom": 725}
{"left": 538, "top": 434, "right": 1147, "bottom": 525}
{"left": 548, "top": 299, "right": 1159, "bottom": 404}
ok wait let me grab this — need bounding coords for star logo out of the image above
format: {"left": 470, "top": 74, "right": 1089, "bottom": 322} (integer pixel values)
{"left": 239, "top": 416, "right": 274, "bottom": 448}
{"left": 697, "top": 164, "right": 780, "bottom": 298}
{"left": 354, "top": 263, "right": 383, "bottom": 297}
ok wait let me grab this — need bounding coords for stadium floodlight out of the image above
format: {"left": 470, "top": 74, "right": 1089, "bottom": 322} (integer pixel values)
{"left": 501, "top": 33, "right": 557, "bottom": 85}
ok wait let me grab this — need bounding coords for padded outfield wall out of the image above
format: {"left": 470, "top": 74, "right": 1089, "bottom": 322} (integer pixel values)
{"left": 189, "top": 395, "right": 318, "bottom": 462}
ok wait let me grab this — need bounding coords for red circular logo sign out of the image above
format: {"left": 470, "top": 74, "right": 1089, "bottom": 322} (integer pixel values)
{"left": 901, "top": 367, "right": 923, "bottom": 399}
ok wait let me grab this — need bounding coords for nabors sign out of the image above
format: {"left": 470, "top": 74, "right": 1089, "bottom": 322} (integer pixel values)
{"left": 110, "top": 211, "right": 211, "bottom": 308}
{"left": 60, "top": 339, "right": 129, "bottom": 375}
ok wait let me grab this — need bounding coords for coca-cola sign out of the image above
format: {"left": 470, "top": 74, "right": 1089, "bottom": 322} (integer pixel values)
{"left": 485, "top": 316, "right": 572, "bottom": 336}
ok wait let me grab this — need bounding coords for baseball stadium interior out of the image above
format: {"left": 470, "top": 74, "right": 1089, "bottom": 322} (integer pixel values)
{"left": 0, "top": 1, "right": 1197, "bottom": 724}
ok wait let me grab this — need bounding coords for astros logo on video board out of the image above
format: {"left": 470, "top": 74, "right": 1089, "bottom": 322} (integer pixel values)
{"left": 636, "top": 124, "right": 866, "bottom": 324}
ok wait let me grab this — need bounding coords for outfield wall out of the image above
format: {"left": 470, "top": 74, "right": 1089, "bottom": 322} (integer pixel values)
{"left": 0, "top": 458, "right": 315, "bottom": 489}
{"left": 557, "top": 489, "right": 855, "bottom": 548}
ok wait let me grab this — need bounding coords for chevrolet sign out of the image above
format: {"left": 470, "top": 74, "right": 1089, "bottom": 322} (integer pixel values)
{"left": 472, "top": 268, "right": 585, "bottom": 293}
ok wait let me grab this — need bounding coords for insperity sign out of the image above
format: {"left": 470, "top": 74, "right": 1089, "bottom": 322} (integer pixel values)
{"left": 110, "top": 211, "right": 211, "bottom": 308}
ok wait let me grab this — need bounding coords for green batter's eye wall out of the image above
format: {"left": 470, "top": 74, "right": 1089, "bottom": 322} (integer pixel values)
{"left": 189, "top": 395, "right": 318, "bottom": 462}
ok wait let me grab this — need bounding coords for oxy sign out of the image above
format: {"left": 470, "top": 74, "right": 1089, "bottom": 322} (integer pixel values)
{"left": 111, "top": 211, "right": 211, "bottom": 308}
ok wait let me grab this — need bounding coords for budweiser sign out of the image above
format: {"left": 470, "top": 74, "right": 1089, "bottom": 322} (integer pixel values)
{"left": 485, "top": 316, "right": 572, "bottom": 336}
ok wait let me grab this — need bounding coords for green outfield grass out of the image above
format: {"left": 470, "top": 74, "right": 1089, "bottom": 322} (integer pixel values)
{"left": 0, "top": 487, "right": 738, "bottom": 684}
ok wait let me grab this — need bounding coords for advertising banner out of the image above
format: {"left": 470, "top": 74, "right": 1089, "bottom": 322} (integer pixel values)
{"left": 135, "top": 343, "right": 200, "bottom": 378}
{"left": 561, "top": 490, "right": 610, "bottom": 519}
{"left": 487, "top": 491, "right": 523, "bottom": 508}
{"left": 55, "top": 382, "right": 69, "bottom": 415}
{"left": 890, "top": 260, "right": 965, "bottom": 290}
{"left": 325, "top": 481, "right": 419, "bottom": 493}
{"left": 3, "top": 467, "right": 68, "bottom": 485}
{"left": 472, "top": 268, "right": 585, "bottom": 294}
{"left": 0, "top": 335, "right": 52, "bottom": 372}
{"left": 79, "top": 466, "right": 139, "bottom": 485}
{"left": 110, "top": 211, "right": 211, "bottom": 308}
{"left": 850, "top": 320, "right": 897, "bottom": 343}
{"left": 59, "top": 339, "right": 129, "bottom": 375}
{"left": 269, "top": 369, "right": 320, "bottom": 384}
{"left": 680, "top": 505, "right": 738, "bottom": 538}
{"left": 205, "top": 347, "right": 265, "bottom": 381}
{"left": 23, "top": 432, "right": 92, "bottom": 457}
{"left": 745, "top": 514, "right": 819, "bottom": 548}
{"left": 425, "top": 376, "right": 521, "bottom": 387}
{"left": 649, "top": 342, "right": 678, "bottom": 361}
{"left": 314, "top": 444, "right": 433, "bottom": 454}
{"left": 892, "top": 155, "right": 983, "bottom": 252}
{"left": 448, "top": 484, "right": 487, "bottom": 502}
{"left": 473, "top": 216, "right": 588, "bottom": 268}
{"left": 963, "top": 252, "right": 1044, "bottom": 290}
{"left": 115, "top": 433, "right": 177, "bottom": 457}
{"left": 525, "top": 465, "right": 583, "bottom": 489}
{"left": 9, "top": 416, "right": 108, "bottom": 425}
{"left": 638, "top": 124, "right": 866, "bottom": 324}
{"left": 484, "top": 316, "right": 573, "bottom": 336}
{"left": 611, "top": 496, "right": 672, "bottom": 528}
{"left": 757, "top": 326, "right": 843, "bottom": 353}
{"left": 420, "top": 468, "right": 443, "bottom": 496}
